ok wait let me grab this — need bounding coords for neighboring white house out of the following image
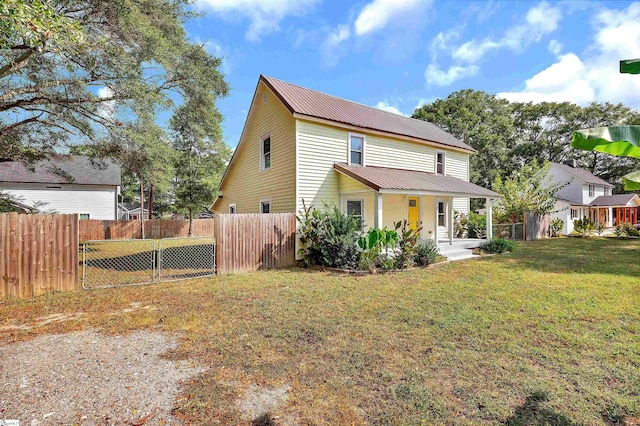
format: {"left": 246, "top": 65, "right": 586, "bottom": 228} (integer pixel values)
{"left": 118, "top": 202, "right": 150, "bottom": 220}
{"left": 0, "top": 156, "right": 121, "bottom": 220}
{"left": 549, "top": 161, "right": 640, "bottom": 234}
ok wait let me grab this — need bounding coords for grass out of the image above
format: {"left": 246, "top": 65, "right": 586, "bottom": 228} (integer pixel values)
{"left": 1, "top": 238, "right": 639, "bottom": 425}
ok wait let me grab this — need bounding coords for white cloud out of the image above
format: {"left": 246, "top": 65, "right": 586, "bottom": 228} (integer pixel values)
{"left": 548, "top": 39, "right": 562, "bottom": 56}
{"left": 197, "top": 0, "right": 318, "bottom": 42}
{"left": 97, "top": 87, "right": 116, "bottom": 119}
{"left": 450, "top": 1, "right": 562, "bottom": 63}
{"left": 497, "top": 3, "right": 640, "bottom": 107}
{"left": 375, "top": 101, "right": 405, "bottom": 116}
{"left": 425, "top": 64, "right": 479, "bottom": 86}
{"left": 354, "top": 0, "right": 426, "bottom": 36}
{"left": 320, "top": 24, "right": 351, "bottom": 68}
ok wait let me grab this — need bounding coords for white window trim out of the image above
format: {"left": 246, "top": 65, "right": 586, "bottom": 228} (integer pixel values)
{"left": 229, "top": 203, "right": 237, "bottom": 214}
{"left": 345, "top": 197, "right": 365, "bottom": 228}
{"left": 259, "top": 197, "right": 272, "bottom": 214}
{"left": 588, "top": 184, "right": 595, "bottom": 197}
{"left": 435, "top": 151, "right": 446, "bottom": 175}
{"left": 437, "top": 200, "right": 447, "bottom": 227}
{"left": 260, "top": 133, "right": 272, "bottom": 171}
{"left": 347, "top": 133, "right": 366, "bottom": 166}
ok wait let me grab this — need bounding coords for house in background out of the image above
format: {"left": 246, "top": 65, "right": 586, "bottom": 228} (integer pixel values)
{"left": 549, "top": 161, "right": 640, "bottom": 233}
{"left": 211, "top": 75, "right": 500, "bottom": 248}
{"left": 118, "top": 202, "right": 150, "bottom": 220}
{"left": 0, "top": 156, "right": 121, "bottom": 220}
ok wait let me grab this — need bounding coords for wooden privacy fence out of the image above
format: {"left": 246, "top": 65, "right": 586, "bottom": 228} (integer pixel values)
{"left": 215, "top": 213, "right": 297, "bottom": 274}
{"left": 1, "top": 213, "right": 78, "bottom": 299}
{"left": 79, "top": 219, "right": 214, "bottom": 241}
{"left": 525, "top": 212, "right": 552, "bottom": 240}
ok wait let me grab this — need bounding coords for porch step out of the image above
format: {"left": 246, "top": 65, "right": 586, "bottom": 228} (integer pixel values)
{"left": 437, "top": 246, "right": 480, "bottom": 262}
{"left": 438, "top": 240, "right": 485, "bottom": 250}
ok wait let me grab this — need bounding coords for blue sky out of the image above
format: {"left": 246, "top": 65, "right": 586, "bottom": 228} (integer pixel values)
{"left": 187, "top": 0, "right": 640, "bottom": 149}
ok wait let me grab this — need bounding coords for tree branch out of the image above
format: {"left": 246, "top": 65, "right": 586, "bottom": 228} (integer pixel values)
{"left": 0, "top": 113, "right": 44, "bottom": 133}
{"left": 0, "top": 49, "right": 36, "bottom": 79}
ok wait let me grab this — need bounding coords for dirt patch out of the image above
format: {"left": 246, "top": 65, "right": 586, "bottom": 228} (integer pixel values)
{"left": 237, "top": 384, "right": 291, "bottom": 422}
{"left": 0, "top": 313, "right": 85, "bottom": 332}
{"left": 0, "top": 329, "right": 204, "bottom": 425}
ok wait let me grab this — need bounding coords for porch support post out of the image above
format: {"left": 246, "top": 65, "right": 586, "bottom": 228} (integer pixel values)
{"left": 486, "top": 198, "right": 493, "bottom": 241}
{"left": 596, "top": 208, "right": 600, "bottom": 228}
{"left": 448, "top": 196, "right": 454, "bottom": 245}
{"left": 374, "top": 192, "right": 383, "bottom": 228}
{"left": 616, "top": 207, "right": 620, "bottom": 225}
{"left": 434, "top": 197, "right": 439, "bottom": 246}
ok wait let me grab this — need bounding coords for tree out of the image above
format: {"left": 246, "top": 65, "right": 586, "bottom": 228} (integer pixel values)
{"left": 1, "top": 0, "right": 228, "bottom": 163}
{"left": 170, "top": 99, "right": 230, "bottom": 234}
{"left": 492, "top": 161, "right": 566, "bottom": 223}
{"left": 413, "top": 90, "right": 514, "bottom": 191}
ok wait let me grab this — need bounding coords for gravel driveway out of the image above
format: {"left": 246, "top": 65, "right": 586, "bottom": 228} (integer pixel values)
{"left": 0, "top": 330, "right": 203, "bottom": 425}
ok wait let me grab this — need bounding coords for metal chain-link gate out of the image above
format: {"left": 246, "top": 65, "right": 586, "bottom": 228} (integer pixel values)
{"left": 82, "top": 237, "right": 215, "bottom": 289}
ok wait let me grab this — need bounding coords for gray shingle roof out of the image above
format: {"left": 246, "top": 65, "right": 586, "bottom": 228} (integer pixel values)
{"left": 0, "top": 156, "right": 121, "bottom": 186}
{"left": 334, "top": 163, "right": 501, "bottom": 198}
{"left": 590, "top": 194, "right": 639, "bottom": 206}
{"left": 551, "top": 162, "right": 613, "bottom": 187}
{"left": 261, "top": 75, "right": 474, "bottom": 152}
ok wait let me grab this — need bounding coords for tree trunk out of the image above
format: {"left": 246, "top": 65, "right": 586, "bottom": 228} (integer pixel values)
{"left": 188, "top": 207, "right": 193, "bottom": 236}
{"left": 140, "top": 178, "right": 145, "bottom": 239}
{"left": 149, "top": 184, "right": 154, "bottom": 219}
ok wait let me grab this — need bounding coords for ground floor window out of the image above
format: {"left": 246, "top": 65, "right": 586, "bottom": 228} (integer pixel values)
{"left": 79, "top": 213, "right": 90, "bottom": 220}
{"left": 229, "top": 203, "right": 236, "bottom": 214}
{"left": 346, "top": 199, "right": 363, "bottom": 226}
{"left": 260, "top": 199, "right": 271, "bottom": 214}
{"left": 570, "top": 209, "right": 580, "bottom": 220}
{"left": 437, "top": 202, "right": 446, "bottom": 227}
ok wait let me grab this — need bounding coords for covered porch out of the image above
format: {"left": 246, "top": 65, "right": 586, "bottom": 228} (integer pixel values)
{"left": 589, "top": 194, "right": 640, "bottom": 227}
{"left": 334, "top": 163, "right": 501, "bottom": 247}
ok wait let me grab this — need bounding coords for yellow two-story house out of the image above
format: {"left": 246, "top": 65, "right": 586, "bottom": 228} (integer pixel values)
{"left": 212, "top": 75, "right": 500, "bottom": 246}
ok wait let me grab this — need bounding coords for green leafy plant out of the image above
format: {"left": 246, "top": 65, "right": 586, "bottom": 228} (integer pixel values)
{"left": 622, "top": 222, "right": 639, "bottom": 237}
{"left": 550, "top": 218, "right": 565, "bottom": 237}
{"left": 413, "top": 240, "right": 439, "bottom": 266}
{"left": 480, "top": 238, "right": 516, "bottom": 254}
{"left": 453, "top": 211, "right": 467, "bottom": 238}
{"left": 613, "top": 224, "right": 627, "bottom": 238}
{"left": 465, "top": 212, "right": 487, "bottom": 239}
{"left": 573, "top": 216, "right": 595, "bottom": 237}
{"left": 357, "top": 227, "right": 398, "bottom": 271}
{"left": 393, "top": 220, "right": 422, "bottom": 269}
{"left": 296, "top": 201, "right": 362, "bottom": 269}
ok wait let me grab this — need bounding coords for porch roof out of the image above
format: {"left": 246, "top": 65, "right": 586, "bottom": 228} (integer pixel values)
{"left": 590, "top": 194, "right": 640, "bottom": 207}
{"left": 334, "top": 162, "right": 501, "bottom": 198}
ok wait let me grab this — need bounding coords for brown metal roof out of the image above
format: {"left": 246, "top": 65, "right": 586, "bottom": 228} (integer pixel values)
{"left": 334, "top": 163, "right": 501, "bottom": 198}
{"left": 590, "top": 194, "right": 640, "bottom": 207}
{"left": 552, "top": 162, "right": 614, "bottom": 187}
{"left": 261, "top": 75, "right": 474, "bottom": 152}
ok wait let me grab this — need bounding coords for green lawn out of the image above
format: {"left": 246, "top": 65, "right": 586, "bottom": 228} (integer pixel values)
{"left": 1, "top": 238, "right": 639, "bottom": 425}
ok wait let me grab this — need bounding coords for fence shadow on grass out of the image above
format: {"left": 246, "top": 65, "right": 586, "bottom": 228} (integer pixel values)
{"left": 503, "top": 391, "right": 576, "bottom": 426}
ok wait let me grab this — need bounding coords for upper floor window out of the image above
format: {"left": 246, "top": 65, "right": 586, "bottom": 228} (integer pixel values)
{"left": 436, "top": 152, "right": 446, "bottom": 175}
{"left": 261, "top": 135, "right": 271, "bottom": 170}
{"left": 588, "top": 185, "right": 595, "bottom": 197}
{"left": 260, "top": 198, "right": 271, "bottom": 214}
{"left": 349, "top": 134, "right": 364, "bottom": 166}
{"left": 604, "top": 187, "right": 610, "bottom": 196}
{"left": 229, "top": 203, "right": 236, "bottom": 214}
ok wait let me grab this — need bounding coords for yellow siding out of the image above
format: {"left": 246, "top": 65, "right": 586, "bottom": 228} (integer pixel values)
{"left": 446, "top": 151, "right": 470, "bottom": 214}
{"left": 214, "top": 82, "right": 296, "bottom": 214}
{"left": 422, "top": 196, "right": 436, "bottom": 239}
{"left": 297, "top": 120, "right": 346, "bottom": 212}
{"left": 382, "top": 194, "right": 406, "bottom": 230}
{"left": 366, "top": 134, "right": 435, "bottom": 172}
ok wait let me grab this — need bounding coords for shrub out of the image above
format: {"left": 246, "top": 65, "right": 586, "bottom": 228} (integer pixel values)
{"left": 393, "top": 220, "right": 422, "bottom": 269}
{"left": 466, "top": 212, "right": 487, "bottom": 239}
{"left": 358, "top": 227, "right": 398, "bottom": 271}
{"left": 614, "top": 224, "right": 627, "bottom": 238}
{"left": 550, "top": 218, "right": 564, "bottom": 237}
{"left": 296, "top": 202, "right": 361, "bottom": 269}
{"left": 573, "top": 216, "right": 594, "bottom": 237}
{"left": 413, "top": 239, "right": 439, "bottom": 266}
{"left": 622, "top": 222, "right": 639, "bottom": 237}
{"left": 480, "top": 238, "right": 516, "bottom": 254}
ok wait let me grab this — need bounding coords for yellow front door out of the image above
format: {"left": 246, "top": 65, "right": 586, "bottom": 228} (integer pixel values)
{"left": 408, "top": 197, "right": 420, "bottom": 231}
